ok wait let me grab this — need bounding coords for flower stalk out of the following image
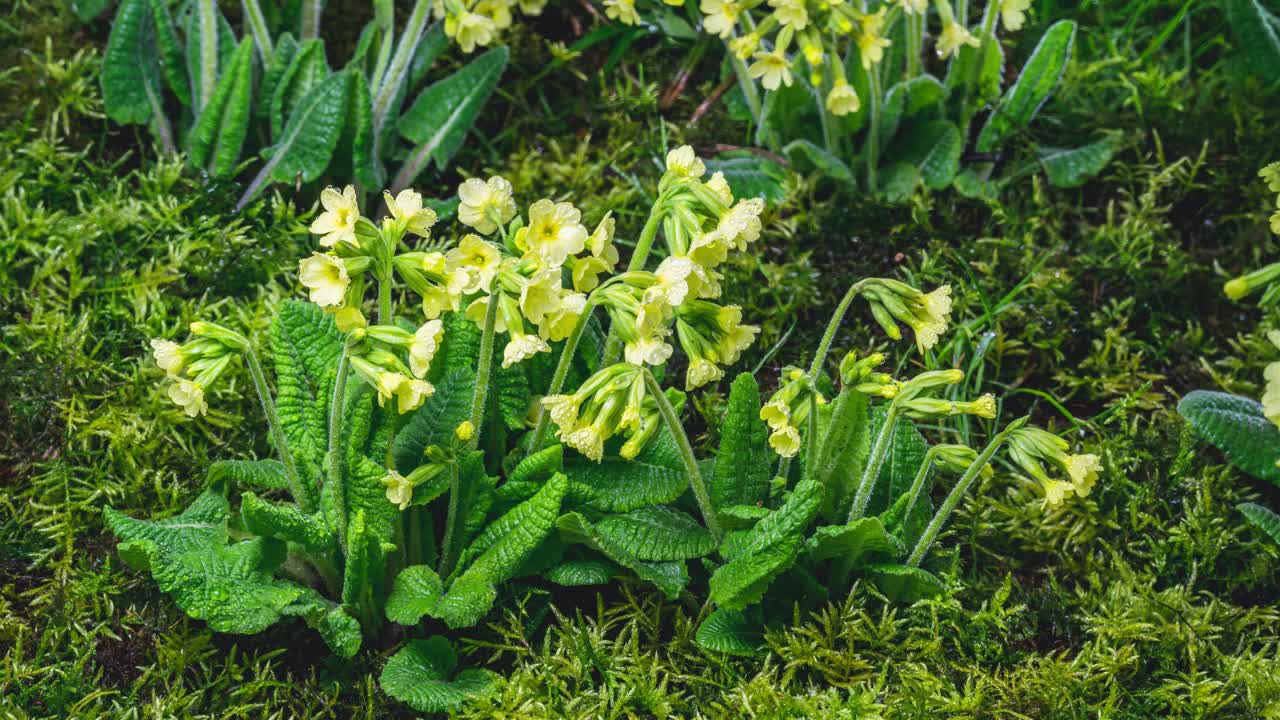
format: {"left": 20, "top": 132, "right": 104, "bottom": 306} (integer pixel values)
{"left": 642, "top": 368, "right": 722, "bottom": 542}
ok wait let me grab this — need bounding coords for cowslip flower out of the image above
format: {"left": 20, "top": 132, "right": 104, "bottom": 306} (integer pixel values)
{"left": 1000, "top": 0, "right": 1031, "bottom": 31}
{"left": 150, "top": 339, "right": 185, "bottom": 375}
{"left": 856, "top": 9, "right": 891, "bottom": 69}
{"left": 168, "top": 379, "right": 208, "bottom": 417}
{"left": 299, "top": 253, "right": 350, "bottom": 308}
{"left": 504, "top": 333, "right": 551, "bottom": 368}
{"left": 749, "top": 50, "right": 793, "bottom": 91}
{"left": 666, "top": 145, "right": 707, "bottom": 180}
{"left": 310, "top": 185, "right": 360, "bottom": 247}
{"left": 383, "top": 470, "right": 414, "bottom": 510}
{"left": 826, "top": 82, "right": 860, "bottom": 116}
{"left": 446, "top": 234, "right": 502, "bottom": 293}
{"left": 384, "top": 188, "right": 438, "bottom": 237}
{"left": 701, "top": 0, "right": 740, "bottom": 37}
{"left": 767, "top": 0, "right": 807, "bottom": 29}
{"left": 937, "top": 21, "right": 979, "bottom": 59}
{"left": 458, "top": 176, "right": 517, "bottom": 235}
{"left": 517, "top": 199, "right": 588, "bottom": 268}
{"left": 445, "top": 11, "right": 497, "bottom": 53}
{"left": 409, "top": 319, "right": 444, "bottom": 378}
{"left": 603, "top": 0, "right": 641, "bottom": 24}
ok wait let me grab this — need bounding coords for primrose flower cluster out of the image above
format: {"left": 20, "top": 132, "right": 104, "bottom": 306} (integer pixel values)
{"left": 437, "top": 0, "right": 549, "bottom": 52}
{"left": 605, "top": 0, "right": 1029, "bottom": 116}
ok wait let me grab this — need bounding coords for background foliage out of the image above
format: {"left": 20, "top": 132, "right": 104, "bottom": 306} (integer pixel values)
{"left": 3, "top": 0, "right": 1280, "bottom": 716}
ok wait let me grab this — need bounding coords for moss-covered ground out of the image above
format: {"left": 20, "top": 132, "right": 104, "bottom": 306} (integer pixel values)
{"left": 3, "top": 0, "right": 1280, "bottom": 716}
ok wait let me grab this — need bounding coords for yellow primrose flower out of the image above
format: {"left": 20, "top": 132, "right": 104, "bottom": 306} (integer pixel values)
{"left": 539, "top": 291, "right": 587, "bottom": 342}
{"left": 730, "top": 33, "right": 761, "bottom": 60}
{"left": 168, "top": 379, "right": 207, "bottom": 417}
{"left": 1041, "top": 479, "right": 1075, "bottom": 509}
{"left": 706, "top": 172, "right": 734, "bottom": 206}
{"left": 298, "top": 253, "right": 350, "bottom": 308}
{"left": 714, "top": 305, "right": 758, "bottom": 364}
{"left": 150, "top": 339, "right": 184, "bottom": 375}
{"left": 645, "top": 256, "right": 697, "bottom": 308}
{"left": 446, "top": 11, "right": 497, "bottom": 53}
{"left": 666, "top": 145, "right": 707, "bottom": 179}
{"left": 937, "top": 21, "right": 979, "bottom": 59}
{"left": 309, "top": 185, "right": 360, "bottom": 247}
{"left": 565, "top": 424, "right": 606, "bottom": 462}
{"left": 856, "top": 10, "right": 891, "bottom": 69}
{"left": 1263, "top": 359, "right": 1280, "bottom": 429}
{"left": 768, "top": 425, "right": 802, "bottom": 457}
{"left": 624, "top": 334, "right": 675, "bottom": 366}
{"left": 383, "top": 374, "right": 433, "bottom": 413}
{"left": 333, "top": 307, "right": 367, "bottom": 333}
{"left": 700, "top": 0, "right": 740, "bottom": 38}
{"left": 570, "top": 255, "right": 613, "bottom": 292}
{"left": 1065, "top": 453, "right": 1101, "bottom": 497}
{"left": 826, "top": 81, "right": 861, "bottom": 116}
{"left": 1001, "top": 0, "right": 1030, "bottom": 31}
{"left": 474, "top": 0, "right": 513, "bottom": 29}
{"left": 409, "top": 319, "right": 444, "bottom": 378}
{"left": 587, "top": 212, "right": 619, "bottom": 266}
{"left": 913, "top": 285, "right": 953, "bottom": 351}
{"left": 458, "top": 176, "right": 517, "bottom": 235}
{"left": 749, "top": 50, "right": 793, "bottom": 91}
{"left": 687, "top": 357, "right": 725, "bottom": 390}
{"left": 519, "top": 269, "right": 563, "bottom": 326}
{"left": 760, "top": 398, "right": 791, "bottom": 430}
{"left": 383, "top": 188, "right": 438, "bottom": 237}
{"left": 603, "top": 0, "right": 641, "bottom": 24}
{"left": 519, "top": 199, "right": 588, "bottom": 267}
{"left": 446, "top": 234, "right": 502, "bottom": 293}
{"left": 716, "top": 197, "right": 766, "bottom": 250}
{"left": 383, "top": 470, "right": 414, "bottom": 510}
{"left": 767, "top": 0, "right": 808, "bottom": 29}
{"left": 541, "top": 393, "right": 581, "bottom": 427}
{"left": 503, "top": 333, "right": 551, "bottom": 367}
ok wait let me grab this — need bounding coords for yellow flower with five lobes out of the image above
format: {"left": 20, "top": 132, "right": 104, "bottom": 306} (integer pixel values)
{"left": 587, "top": 212, "right": 620, "bottom": 266}
{"left": 167, "top": 379, "right": 208, "bottom": 417}
{"left": 760, "top": 398, "right": 791, "bottom": 430}
{"left": 768, "top": 0, "right": 808, "bottom": 29}
{"left": 458, "top": 176, "right": 517, "bottom": 235}
{"left": 310, "top": 185, "right": 360, "bottom": 247}
{"left": 518, "top": 268, "right": 564, "bottom": 326}
{"left": 666, "top": 145, "right": 707, "bottom": 180}
{"left": 503, "top": 333, "right": 551, "bottom": 368}
{"left": 541, "top": 393, "right": 582, "bottom": 428}
{"left": 768, "top": 424, "right": 802, "bottom": 457}
{"left": 706, "top": 172, "right": 734, "bottom": 206}
{"left": 474, "top": 0, "right": 514, "bottom": 29}
{"left": 936, "top": 21, "right": 979, "bottom": 58}
{"left": 1000, "top": 0, "right": 1030, "bottom": 31}
{"left": 383, "top": 188, "right": 438, "bottom": 237}
{"left": 1065, "top": 453, "right": 1102, "bottom": 497}
{"left": 749, "top": 50, "right": 794, "bottom": 91}
{"left": 716, "top": 197, "right": 765, "bottom": 250}
{"left": 446, "top": 234, "right": 502, "bottom": 293}
{"left": 298, "top": 253, "right": 350, "bottom": 308}
{"left": 686, "top": 357, "right": 726, "bottom": 390}
{"left": 150, "top": 339, "right": 185, "bottom": 375}
{"left": 409, "top": 319, "right": 445, "bottom": 378}
{"left": 539, "top": 291, "right": 587, "bottom": 342}
{"left": 446, "top": 10, "right": 497, "bottom": 52}
{"left": 700, "top": 0, "right": 741, "bottom": 37}
{"left": 624, "top": 333, "right": 675, "bottom": 367}
{"left": 383, "top": 470, "right": 414, "bottom": 510}
{"left": 826, "top": 81, "right": 861, "bottom": 116}
{"left": 645, "top": 256, "right": 697, "bottom": 308}
{"left": 714, "top": 305, "right": 759, "bottom": 364}
{"left": 730, "top": 33, "right": 762, "bottom": 60}
{"left": 603, "top": 0, "right": 641, "bottom": 24}
{"left": 518, "top": 199, "right": 588, "bottom": 268}
{"left": 1040, "top": 479, "right": 1075, "bottom": 508}
{"left": 856, "top": 15, "right": 891, "bottom": 69}
{"left": 393, "top": 375, "right": 435, "bottom": 413}
{"left": 454, "top": 420, "right": 476, "bottom": 442}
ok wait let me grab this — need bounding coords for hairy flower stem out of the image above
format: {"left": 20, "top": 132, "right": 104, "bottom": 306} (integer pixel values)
{"left": 526, "top": 297, "right": 601, "bottom": 455}
{"left": 808, "top": 279, "right": 869, "bottom": 378}
{"left": 300, "top": 0, "right": 323, "bottom": 39}
{"left": 601, "top": 203, "right": 666, "bottom": 366}
{"left": 863, "top": 68, "right": 883, "bottom": 193}
{"left": 643, "top": 368, "right": 722, "bottom": 542}
{"left": 900, "top": 450, "right": 937, "bottom": 526}
{"left": 906, "top": 11, "right": 923, "bottom": 77}
{"left": 372, "top": 0, "right": 432, "bottom": 162}
{"left": 907, "top": 425, "right": 1015, "bottom": 566}
{"left": 467, "top": 289, "right": 501, "bottom": 451}
{"left": 729, "top": 54, "right": 766, "bottom": 146}
{"left": 438, "top": 463, "right": 462, "bottom": 577}
{"left": 960, "top": 1, "right": 1000, "bottom": 137}
{"left": 846, "top": 404, "right": 899, "bottom": 523}
{"left": 246, "top": 346, "right": 313, "bottom": 513}
{"left": 328, "top": 348, "right": 352, "bottom": 550}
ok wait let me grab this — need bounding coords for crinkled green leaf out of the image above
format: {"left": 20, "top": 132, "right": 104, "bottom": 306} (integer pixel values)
{"left": 817, "top": 390, "right": 871, "bottom": 522}
{"left": 241, "top": 492, "right": 333, "bottom": 551}
{"left": 344, "top": 394, "right": 398, "bottom": 546}
{"left": 187, "top": 38, "right": 254, "bottom": 177}
{"left": 712, "top": 373, "right": 770, "bottom": 511}
{"left": 806, "top": 517, "right": 901, "bottom": 563}
{"left": 1239, "top": 502, "right": 1280, "bottom": 545}
{"left": 869, "top": 408, "right": 928, "bottom": 516}
{"left": 496, "top": 361, "right": 531, "bottom": 431}
{"left": 270, "top": 39, "right": 328, "bottom": 141}
{"left": 719, "top": 504, "right": 770, "bottom": 530}
{"left": 433, "top": 474, "right": 568, "bottom": 628}
{"left": 386, "top": 564, "right": 444, "bottom": 625}
{"left": 696, "top": 608, "right": 766, "bottom": 657}
{"left": 566, "top": 426, "right": 687, "bottom": 512}
{"left": 104, "top": 487, "right": 229, "bottom": 570}
{"left": 891, "top": 120, "right": 962, "bottom": 190}
{"left": 976, "top": 20, "right": 1076, "bottom": 152}
{"left": 394, "top": 367, "right": 476, "bottom": 473}
{"left": 593, "top": 506, "right": 716, "bottom": 562}
{"left": 101, "top": 0, "right": 164, "bottom": 125}
{"left": 282, "top": 589, "right": 363, "bottom": 657}
{"left": 1178, "top": 390, "right": 1280, "bottom": 485}
{"left": 556, "top": 512, "right": 690, "bottom": 598}
{"left": 867, "top": 563, "right": 946, "bottom": 603}
{"left": 877, "top": 162, "right": 922, "bottom": 203}
{"left": 272, "top": 301, "right": 343, "bottom": 491}
{"left": 146, "top": 0, "right": 189, "bottom": 107}
{"left": 396, "top": 46, "right": 508, "bottom": 171}
{"left": 784, "top": 139, "right": 855, "bottom": 185}
{"left": 544, "top": 558, "right": 617, "bottom": 586}
{"left": 256, "top": 69, "right": 350, "bottom": 184}
{"left": 183, "top": 3, "right": 235, "bottom": 111}
{"left": 703, "top": 153, "right": 787, "bottom": 204}
{"left": 255, "top": 33, "right": 299, "bottom": 122}
{"left": 709, "top": 477, "right": 823, "bottom": 610}
{"left": 1227, "top": 0, "right": 1280, "bottom": 82}
{"left": 510, "top": 444, "right": 564, "bottom": 485}
{"left": 1038, "top": 139, "right": 1116, "bottom": 188}
{"left": 121, "top": 537, "right": 302, "bottom": 634}
{"left": 206, "top": 458, "right": 289, "bottom": 492}
{"left": 380, "top": 637, "right": 499, "bottom": 714}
